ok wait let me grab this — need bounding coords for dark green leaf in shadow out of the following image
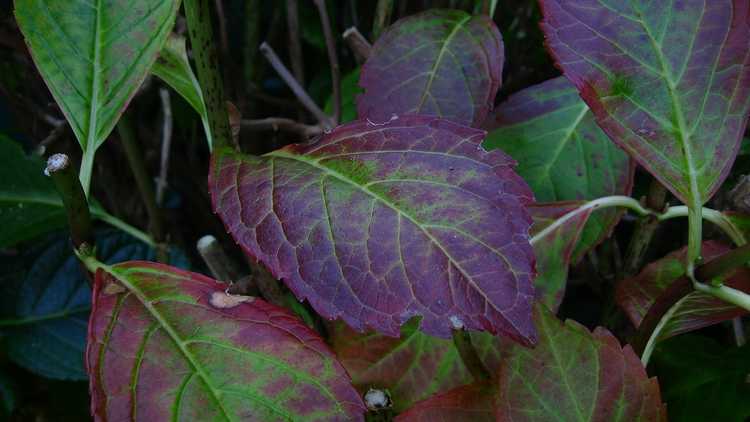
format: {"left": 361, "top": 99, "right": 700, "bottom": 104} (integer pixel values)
{"left": 0, "top": 230, "right": 188, "bottom": 380}
{"left": 652, "top": 334, "right": 750, "bottom": 422}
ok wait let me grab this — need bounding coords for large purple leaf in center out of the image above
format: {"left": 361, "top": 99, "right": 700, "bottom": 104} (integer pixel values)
{"left": 210, "top": 116, "right": 537, "bottom": 344}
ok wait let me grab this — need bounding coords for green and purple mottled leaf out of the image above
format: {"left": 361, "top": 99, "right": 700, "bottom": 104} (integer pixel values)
{"left": 529, "top": 201, "right": 593, "bottom": 311}
{"left": 484, "top": 77, "right": 634, "bottom": 260}
{"left": 210, "top": 116, "right": 537, "bottom": 344}
{"left": 330, "top": 319, "right": 499, "bottom": 413}
{"left": 495, "top": 305, "right": 667, "bottom": 422}
{"left": 540, "top": 0, "right": 750, "bottom": 205}
{"left": 87, "top": 261, "right": 364, "bottom": 421}
{"left": 357, "top": 9, "right": 503, "bottom": 127}
{"left": 152, "top": 33, "right": 212, "bottom": 149}
{"left": 616, "top": 241, "right": 750, "bottom": 342}
{"left": 14, "top": 0, "right": 180, "bottom": 191}
{"left": 395, "top": 382, "right": 495, "bottom": 422}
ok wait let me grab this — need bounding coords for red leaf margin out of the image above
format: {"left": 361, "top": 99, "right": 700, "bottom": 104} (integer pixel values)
{"left": 86, "top": 261, "right": 365, "bottom": 421}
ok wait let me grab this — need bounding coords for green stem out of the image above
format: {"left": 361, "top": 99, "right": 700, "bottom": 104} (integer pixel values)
{"left": 659, "top": 206, "right": 746, "bottom": 245}
{"left": 640, "top": 295, "right": 686, "bottom": 365}
{"left": 695, "top": 242, "right": 750, "bottom": 283}
{"left": 46, "top": 154, "right": 93, "bottom": 250}
{"left": 117, "top": 116, "right": 167, "bottom": 263}
{"left": 92, "top": 210, "right": 155, "bottom": 247}
{"left": 79, "top": 147, "right": 96, "bottom": 197}
{"left": 452, "top": 329, "right": 490, "bottom": 381}
{"left": 693, "top": 282, "right": 750, "bottom": 312}
{"left": 371, "top": 0, "right": 393, "bottom": 41}
{"left": 184, "top": 0, "right": 232, "bottom": 151}
{"left": 530, "top": 196, "right": 651, "bottom": 245}
{"left": 686, "top": 204, "right": 703, "bottom": 279}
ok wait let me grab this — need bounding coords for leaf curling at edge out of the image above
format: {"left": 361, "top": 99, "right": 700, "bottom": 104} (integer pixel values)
{"left": 87, "top": 261, "right": 365, "bottom": 421}
{"left": 209, "top": 115, "right": 538, "bottom": 345}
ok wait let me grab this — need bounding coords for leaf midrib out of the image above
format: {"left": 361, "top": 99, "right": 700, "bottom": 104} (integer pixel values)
{"left": 107, "top": 267, "right": 236, "bottom": 422}
{"left": 416, "top": 14, "right": 472, "bottom": 112}
{"left": 86, "top": 0, "right": 102, "bottom": 153}
{"left": 266, "top": 149, "right": 523, "bottom": 322}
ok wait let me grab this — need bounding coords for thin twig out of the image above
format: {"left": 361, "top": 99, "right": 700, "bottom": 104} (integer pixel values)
{"left": 243, "top": 0, "right": 262, "bottom": 100}
{"left": 286, "top": 0, "right": 305, "bottom": 87}
{"left": 260, "top": 42, "right": 333, "bottom": 128}
{"left": 313, "top": 0, "right": 341, "bottom": 125}
{"left": 39, "top": 121, "right": 67, "bottom": 148}
{"left": 213, "top": 0, "right": 230, "bottom": 59}
{"left": 241, "top": 118, "right": 323, "bottom": 138}
{"left": 733, "top": 317, "right": 746, "bottom": 346}
{"left": 45, "top": 154, "right": 93, "bottom": 250}
{"left": 156, "top": 88, "right": 173, "bottom": 207}
{"left": 117, "top": 116, "right": 168, "bottom": 263}
{"left": 342, "top": 27, "right": 372, "bottom": 64}
{"left": 372, "top": 0, "right": 393, "bottom": 41}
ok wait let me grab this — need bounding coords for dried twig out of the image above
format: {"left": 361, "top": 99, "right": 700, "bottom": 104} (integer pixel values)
{"left": 313, "top": 0, "right": 341, "bottom": 125}
{"left": 241, "top": 118, "right": 322, "bottom": 138}
{"left": 342, "top": 27, "right": 372, "bottom": 64}
{"left": 117, "top": 116, "right": 168, "bottom": 263}
{"left": 259, "top": 42, "right": 333, "bottom": 128}
{"left": 372, "top": 0, "right": 393, "bottom": 41}
{"left": 156, "top": 88, "right": 173, "bottom": 207}
{"left": 286, "top": 0, "right": 305, "bottom": 87}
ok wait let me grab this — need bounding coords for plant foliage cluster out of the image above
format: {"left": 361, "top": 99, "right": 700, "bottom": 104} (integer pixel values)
{"left": 0, "top": 0, "right": 749, "bottom": 421}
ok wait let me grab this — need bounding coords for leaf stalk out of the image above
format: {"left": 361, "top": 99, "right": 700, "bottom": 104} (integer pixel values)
{"left": 46, "top": 153, "right": 93, "bottom": 250}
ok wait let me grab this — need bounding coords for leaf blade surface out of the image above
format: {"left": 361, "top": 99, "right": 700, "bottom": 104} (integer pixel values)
{"left": 210, "top": 116, "right": 537, "bottom": 343}
{"left": 87, "top": 261, "right": 364, "bottom": 421}
{"left": 495, "top": 305, "right": 666, "bottom": 421}
{"left": 357, "top": 9, "right": 503, "bottom": 127}
{"left": 14, "top": 0, "right": 180, "bottom": 190}
{"left": 539, "top": 0, "right": 750, "bottom": 204}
